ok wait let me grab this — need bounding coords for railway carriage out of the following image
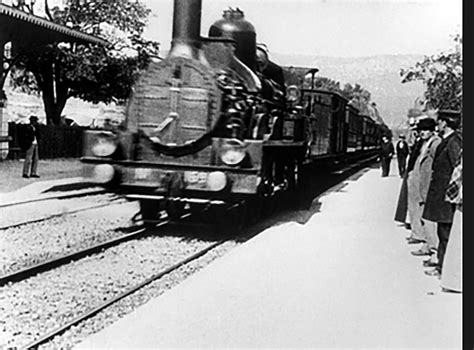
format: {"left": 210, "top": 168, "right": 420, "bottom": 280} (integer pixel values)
{"left": 297, "top": 88, "right": 384, "bottom": 165}
{"left": 346, "top": 104, "right": 363, "bottom": 153}
{"left": 81, "top": 0, "right": 390, "bottom": 225}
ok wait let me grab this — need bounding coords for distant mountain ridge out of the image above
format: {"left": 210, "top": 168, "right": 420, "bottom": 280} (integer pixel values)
{"left": 4, "top": 54, "right": 426, "bottom": 131}
{"left": 272, "top": 53, "right": 426, "bottom": 129}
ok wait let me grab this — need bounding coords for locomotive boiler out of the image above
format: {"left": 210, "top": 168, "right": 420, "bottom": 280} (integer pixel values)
{"left": 81, "top": 0, "right": 389, "bottom": 225}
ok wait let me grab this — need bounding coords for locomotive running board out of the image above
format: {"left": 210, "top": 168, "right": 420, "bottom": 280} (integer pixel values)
{"left": 125, "top": 194, "right": 225, "bottom": 205}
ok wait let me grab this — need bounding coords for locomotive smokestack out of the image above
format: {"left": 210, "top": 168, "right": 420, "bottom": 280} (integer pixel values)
{"left": 168, "top": 0, "right": 206, "bottom": 62}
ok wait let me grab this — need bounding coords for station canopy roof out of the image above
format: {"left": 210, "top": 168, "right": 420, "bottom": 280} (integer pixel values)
{"left": 0, "top": 3, "right": 107, "bottom": 47}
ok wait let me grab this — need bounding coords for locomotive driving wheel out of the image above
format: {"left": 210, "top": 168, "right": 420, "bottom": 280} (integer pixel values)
{"left": 165, "top": 199, "right": 185, "bottom": 221}
{"left": 196, "top": 201, "right": 247, "bottom": 236}
{"left": 163, "top": 172, "right": 186, "bottom": 221}
{"left": 225, "top": 201, "right": 247, "bottom": 232}
{"left": 139, "top": 199, "right": 162, "bottom": 227}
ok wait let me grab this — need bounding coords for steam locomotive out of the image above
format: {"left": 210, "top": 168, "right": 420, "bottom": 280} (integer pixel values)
{"left": 81, "top": 0, "right": 390, "bottom": 224}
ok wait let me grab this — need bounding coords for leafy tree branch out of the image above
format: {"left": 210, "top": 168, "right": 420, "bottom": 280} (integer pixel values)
{"left": 10, "top": 0, "right": 160, "bottom": 125}
{"left": 400, "top": 34, "right": 462, "bottom": 111}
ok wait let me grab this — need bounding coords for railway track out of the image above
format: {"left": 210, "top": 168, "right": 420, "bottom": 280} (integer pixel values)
{"left": 1, "top": 162, "right": 378, "bottom": 349}
{"left": 1, "top": 194, "right": 246, "bottom": 287}
{"left": 0, "top": 217, "right": 171, "bottom": 286}
{"left": 21, "top": 239, "right": 224, "bottom": 349}
{"left": 0, "top": 199, "right": 122, "bottom": 230}
{"left": 1, "top": 158, "right": 375, "bottom": 284}
{"left": 1, "top": 199, "right": 239, "bottom": 349}
{"left": 0, "top": 188, "right": 107, "bottom": 209}
{"left": 25, "top": 162, "right": 375, "bottom": 349}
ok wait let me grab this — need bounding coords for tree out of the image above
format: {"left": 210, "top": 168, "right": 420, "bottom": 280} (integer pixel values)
{"left": 303, "top": 76, "right": 341, "bottom": 92}
{"left": 407, "top": 108, "right": 423, "bottom": 119}
{"left": 299, "top": 75, "right": 381, "bottom": 122}
{"left": 10, "top": 0, "right": 160, "bottom": 125}
{"left": 341, "top": 83, "right": 372, "bottom": 116}
{"left": 368, "top": 102, "right": 385, "bottom": 125}
{"left": 400, "top": 34, "right": 462, "bottom": 111}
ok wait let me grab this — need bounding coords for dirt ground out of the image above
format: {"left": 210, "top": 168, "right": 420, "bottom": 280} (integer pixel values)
{"left": 0, "top": 158, "right": 83, "bottom": 193}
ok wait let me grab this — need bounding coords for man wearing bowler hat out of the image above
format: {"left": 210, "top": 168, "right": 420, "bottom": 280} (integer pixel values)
{"left": 422, "top": 110, "right": 462, "bottom": 277}
{"left": 21, "top": 115, "right": 41, "bottom": 178}
{"left": 409, "top": 117, "right": 441, "bottom": 260}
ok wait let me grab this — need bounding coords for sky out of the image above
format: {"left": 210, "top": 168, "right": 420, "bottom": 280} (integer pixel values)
{"left": 142, "top": 0, "right": 462, "bottom": 58}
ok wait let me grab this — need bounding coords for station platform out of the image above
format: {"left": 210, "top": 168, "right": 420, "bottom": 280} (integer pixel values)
{"left": 76, "top": 163, "right": 462, "bottom": 349}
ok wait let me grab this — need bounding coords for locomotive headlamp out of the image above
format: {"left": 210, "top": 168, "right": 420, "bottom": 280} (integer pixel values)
{"left": 92, "top": 164, "right": 115, "bottom": 184}
{"left": 220, "top": 139, "right": 246, "bottom": 166}
{"left": 91, "top": 132, "right": 117, "bottom": 157}
{"left": 207, "top": 171, "right": 227, "bottom": 191}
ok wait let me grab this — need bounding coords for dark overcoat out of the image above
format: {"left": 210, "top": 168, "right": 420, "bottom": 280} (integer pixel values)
{"left": 394, "top": 139, "right": 423, "bottom": 223}
{"left": 396, "top": 140, "right": 409, "bottom": 159}
{"left": 394, "top": 173, "right": 408, "bottom": 223}
{"left": 422, "top": 132, "right": 462, "bottom": 223}
{"left": 19, "top": 123, "right": 41, "bottom": 151}
{"left": 263, "top": 60, "right": 286, "bottom": 88}
{"left": 380, "top": 141, "right": 394, "bottom": 157}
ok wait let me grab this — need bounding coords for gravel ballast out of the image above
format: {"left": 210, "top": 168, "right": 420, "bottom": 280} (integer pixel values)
{"left": 0, "top": 199, "right": 137, "bottom": 277}
{"left": 0, "top": 231, "right": 240, "bottom": 349}
{"left": 0, "top": 193, "right": 119, "bottom": 229}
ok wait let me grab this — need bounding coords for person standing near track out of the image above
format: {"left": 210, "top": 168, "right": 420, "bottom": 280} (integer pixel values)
{"left": 440, "top": 150, "right": 462, "bottom": 292}
{"left": 379, "top": 135, "right": 394, "bottom": 177}
{"left": 395, "top": 134, "right": 409, "bottom": 178}
{"left": 394, "top": 126, "right": 422, "bottom": 227}
{"left": 21, "top": 115, "right": 41, "bottom": 179}
{"left": 422, "top": 110, "right": 462, "bottom": 278}
{"left": 408, "top": 117, "right": 441, "bottom": 257}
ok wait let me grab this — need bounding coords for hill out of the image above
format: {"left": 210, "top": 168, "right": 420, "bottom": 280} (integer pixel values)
{"left": 273, "top": 53, "right": 426, "bottom": 129}
{"left": 3, "top": 54, "right": 426, "bottom": 130}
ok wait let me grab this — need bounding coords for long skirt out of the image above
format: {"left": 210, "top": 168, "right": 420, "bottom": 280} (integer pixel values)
{"left": 421, "top": 212, "right": 438, "bottom": 251}
{"left": 394, "top": 173, "right": 408, "bottom": 223}
{"left": 407, "top": 174, "right": 424, "bottom": 240}
{"left": 441, "top": 205, "right": 462, "bottom": 292}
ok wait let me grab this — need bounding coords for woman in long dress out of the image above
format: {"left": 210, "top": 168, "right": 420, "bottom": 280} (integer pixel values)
{"left": 440, "top": 152, "right": 462, "bottom": 293}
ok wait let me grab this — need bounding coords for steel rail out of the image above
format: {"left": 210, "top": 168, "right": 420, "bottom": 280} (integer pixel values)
{"left": 18, "top": 163, "right": 374, "bottom": 349}
{"left": 0, "top": 210, "right": 193, "bottom": 286}
{"left": 0, "top": 222, "right": 164, "bottom": 286}
{"left": 0, "top": 200, "right": 124, "bottom": 230}
{"left": 21, "top": 239, "right": 224, "bottom": 350}
{"left": 0, "top": 188, "right": 107, "bottom": 209}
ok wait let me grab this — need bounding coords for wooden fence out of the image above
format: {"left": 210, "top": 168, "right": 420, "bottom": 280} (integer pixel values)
{"left": 7, "top": 122, "right": 85, "bottom": 159}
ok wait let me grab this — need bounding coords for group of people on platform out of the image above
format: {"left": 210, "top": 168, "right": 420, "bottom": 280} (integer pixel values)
{"left": 392, "top": 110, "right": 462, "bottom": 293}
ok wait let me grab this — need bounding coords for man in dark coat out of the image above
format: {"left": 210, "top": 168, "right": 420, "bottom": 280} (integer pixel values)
{"left": 395, "top": 134, "right": 409, "bottom": 177}
{"left": 21, "top": 115, "right": 41, "bottom": 178}
{"left": 422, "top": 110, "right": 462, "bottom": 277}
{"left": 256, "top": 44, "right": 285, "bottom": 103}
{"left": 379, "top": 136, "right": 394, "bottom": 177}
{"left": 256, "top": 44, "right": 285, "bottom": 89}
{"left": 394, "top": 128, "right": 422, "bottom": 225}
